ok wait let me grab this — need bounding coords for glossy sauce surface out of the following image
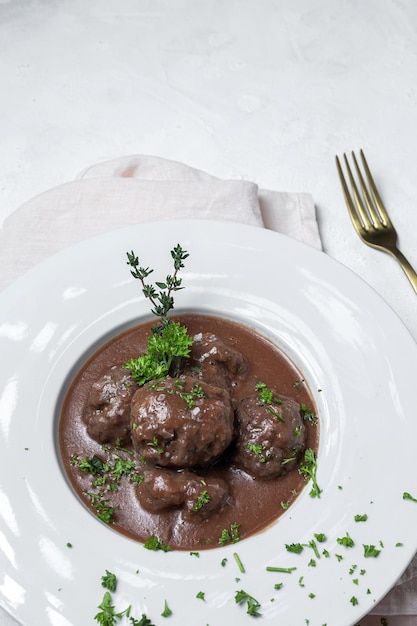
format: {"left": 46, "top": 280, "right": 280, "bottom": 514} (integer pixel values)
{"left": 59, "top": 314, "right": 319, "bottom": 550}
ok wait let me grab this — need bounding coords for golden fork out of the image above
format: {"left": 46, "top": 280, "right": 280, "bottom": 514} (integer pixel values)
{"left": 336, "top": 149, "right": 417, "bottom": 294}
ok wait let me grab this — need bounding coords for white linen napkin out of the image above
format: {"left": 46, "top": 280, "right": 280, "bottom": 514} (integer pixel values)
{"left": 0, "top": 155, "right": 415, "bottom": 624}
{"left": 0, "top": 155, "right": 321, "bottom": 291}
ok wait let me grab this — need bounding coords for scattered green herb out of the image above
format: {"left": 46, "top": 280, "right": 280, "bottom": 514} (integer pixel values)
{"left": 161, "top": 600, "right": 172, "bottom": 617}
{"left": 255, "top": 382, "right": 285, "bottom": 422}
{"left": 300, "top": 403, "right": 318, "bottom": 425}
{"left": 194, "top": 490, "right": 211, "bottom": 511}
{"left": 235, "top": 589, "right": 262, "bottom": 617}
{"left": 94, "top": 591, "right": 131, "bottom": 625}
{"left": 403, "top": 491, "right": 417, "bottom": 503}
{"left": 144, "top": 536, "right": 172, "bottom": 552}
{"left": 363, "top": 544, "right": 381, "bottom": 558}
{"left": 246, "top": 442, "right": 267, "bottom": 463}
{"left": 337, "top": 533, "right": 355, "bottom": 548}
{"left": 218, "top": 523, "right": 240, "bottom": 545}
{"left": 233, "top": 552, "right": 245, "bottom": 573}
{"left": 101, "top": 570, "right": 117, "bottom": 592}
{"left": 266, "top": 566, "right": 297, "bottom": 573}
{"left": 299, "top": 448, "right": 322, "bottom": 498}
{"left": 354, "top": 513, "right": 368, "bottom": 522}
{"left": 285, "top": 543, "right": 304, "bottom": 554}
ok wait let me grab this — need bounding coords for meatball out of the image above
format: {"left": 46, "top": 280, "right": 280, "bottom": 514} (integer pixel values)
{"left": 137, "top": 467, "right": 231, "bottom": 521}
{"left": 232, "top": 393, "right": 306, "bottom": 479}
{"left": 83, "top": 365, "right": 137, "bottom": 445}
{"left": 130, "top": 376, "right": 234, "bottom": 468}
{"left": 184, "top": 332, "right": 249, "bottom": 391}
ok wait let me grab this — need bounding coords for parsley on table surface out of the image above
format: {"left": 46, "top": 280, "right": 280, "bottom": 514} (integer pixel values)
{"left": 403, "top": 491, "right": 417, "bottom": 503}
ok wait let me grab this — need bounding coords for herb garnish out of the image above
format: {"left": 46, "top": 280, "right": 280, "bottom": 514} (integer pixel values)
{"left": 144, "top": 535, "right": 172, "bottom": 552}
{"left": 363, "top": 544, "right": 381, "bottom": 558}
{"left": 235, "top": 589, "right": 262, "bottom": 617}
{"left": 124, "top": 245, "right": 193, "bottom": 385}
{"left": 94, "top": 591, "right": 131, "bottom": 625}
{"left": 126, "top": 244, "right": 189, "bottom": 322}
{"left": 161, "top": 600, "right": 172, "bottom": 617}
{"left": 299, "top": 448, "right": 322, "bottom": 498}
{"left": 337, "top": 532, "right": 355, "bottom": 548}
{"left": 255, "top": 382, "right": 285, "bottom": 422}
{"left": 72, "top": 448, "right": 143, "bottom": 524}
{"left": 193, "top": 490, "right": 211, "bottom": 511}
{"left": 403, "top": 491, "right": 417, "bottom": 503}
{"left": 218, "top": 523, "right": 240, "bottom": 545}
{"left": 101, "top": 570, "right": 117, "bottom": 592}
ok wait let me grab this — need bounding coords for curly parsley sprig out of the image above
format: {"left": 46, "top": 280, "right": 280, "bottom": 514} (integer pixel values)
{"left": 299, "top": 448, "right": 322, "bottom": 498}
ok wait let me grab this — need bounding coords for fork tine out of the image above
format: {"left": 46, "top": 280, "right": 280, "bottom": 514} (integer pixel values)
{"left": 335, "top": 155, "right": 364, "bottom": 233}
{"left": 359, "top": 149, "right": 393, "bottom": 228}
{"left": 341, "top": 153, "right": 372, "bottom": 228}
{"left": 351, "top": 151, "right": 381, "bottom": 227}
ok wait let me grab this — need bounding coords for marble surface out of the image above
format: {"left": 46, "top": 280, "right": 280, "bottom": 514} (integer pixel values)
{"left": 1, "top": 1, "right": 417, "bottom": 625}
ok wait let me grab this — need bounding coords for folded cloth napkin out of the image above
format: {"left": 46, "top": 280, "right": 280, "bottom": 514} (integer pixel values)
{"left": 0, "top": 155, "right": 415, "bottom": 625}
{"left": 0, "top": 155, "right": 321, "bottom": 291}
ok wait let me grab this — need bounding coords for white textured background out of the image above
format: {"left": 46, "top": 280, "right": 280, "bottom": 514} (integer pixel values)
{"left": 1, "top": 1, "right": 417, "bottom": 625}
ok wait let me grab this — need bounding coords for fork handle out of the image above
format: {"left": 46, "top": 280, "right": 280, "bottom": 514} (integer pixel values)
{"left": 389, "top": 248, "right": 417, "bottom": 294}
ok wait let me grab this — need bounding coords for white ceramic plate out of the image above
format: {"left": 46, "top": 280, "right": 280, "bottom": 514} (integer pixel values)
{"left": 0, "top": 220, "right": 416, "bottom": 626}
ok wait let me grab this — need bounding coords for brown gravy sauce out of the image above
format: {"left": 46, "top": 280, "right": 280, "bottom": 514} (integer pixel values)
{"left": 59, "top": 314, "right": 319, "bottom": 550}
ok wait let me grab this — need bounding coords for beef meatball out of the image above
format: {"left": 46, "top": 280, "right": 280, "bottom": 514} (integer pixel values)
{"left": 130, "top": 376, "right": 234, "bottom": 468}
{"left": 83, "top": 365, "right": 137, "bottom": 445}
{"left": 184, "top": 332, "right": 249, "bottom": 391}
{"left": 232, "top": 393, "right": 306, "bottom": 479}
{"left": 137, "top": 467, "right": 231, "bottom": 521}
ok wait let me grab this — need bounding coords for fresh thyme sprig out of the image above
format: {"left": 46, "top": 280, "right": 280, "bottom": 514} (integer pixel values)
{"left": 126, "top": 244, "right": 189, "bottom": 325}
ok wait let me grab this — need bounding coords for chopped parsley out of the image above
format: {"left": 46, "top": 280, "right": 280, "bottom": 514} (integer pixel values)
{"left": 235, "top": 589, "right": 262, "bottom": 617}
{"left": 286, "top": 543, "right": 304, "bottom": 554}
{"left": 144, "top": 536, "right": 172, "bottom": 552}
{"left": 255, "top": 382, "right": 285, "bottom": 422}
{"left": 193, "top": 490, "right": 211, "bottom": 511}
{"left": 161, "top": 600, "right": 172, "bottom": 617}
{"left": 337, "top": 533, "right": 355, "bottom": 548}
{"left": 299, "top": 448, "right": 322, "bottom": 498}
{"left": 218, "top": 523, "right": 240, "bottom": 545}
{"left": 101, "top": 570, "right": 117, "bottom": 592}
{"left": 363, "top": 544, "right": 381, "bottom": 558}
{"left": 403, "top": 491, "right": 417, "bottom": 503}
